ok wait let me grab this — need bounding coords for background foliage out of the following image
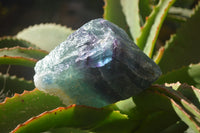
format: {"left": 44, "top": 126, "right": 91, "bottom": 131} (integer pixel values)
{"left": 0, "top": 0, "right": 200, "bottom": 132}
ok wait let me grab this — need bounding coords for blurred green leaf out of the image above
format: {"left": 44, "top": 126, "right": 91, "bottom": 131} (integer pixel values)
{"left": 152, "top": 84, "right": 200, "bottom": 132}
{"left": 139, "top": 0, "right": 152, "bottom": 24}
{"left": 134, "top": 111, "right": 179, "bottom": 133}
{"left": 109, "top": 87, "right": 180, "bottom": 132}
{"left": 16, "top": 24, "right": 74, "bottom": 51}
{"left": 164, "top": 83, "right": 200, "bottom": 123}
{"left": 166, "top": 83, "right": 200, "bottom": 109}
{"left": 171, "top": 99, "right": 200, "bottom": 133}
{"left": 156, "top": 64, "right": 200, "bottom": 89}
{"left": 173, "top": 0, "right": 195, "bottom": 8}
{"left": 181, "top": 100, "right": 200, "bottom": 123}
{"left": 103, "top": 0, "right": 130, "bottom": 36}
{"left": 0, "top": 37, "right": 39, "bottom": 49}
{"left": 136, "top": 0, "right": 175, "bottom": 57}
{"left": 158, "top": 3, "right": 200, "bottom": 73}
{"left": 168, "top": 7, "right": 193, "bottom": 20}
{"left": 160, "top": 121, "right": 188, "bottom": 133}
{"left": 0, "top": 64, "right": 34, "bottom": 81}
{"left": 112, "top": 84, "right": 200, "bottom": 132}
{"left": 120, "top": 0, "right": 141, "bottom": 41}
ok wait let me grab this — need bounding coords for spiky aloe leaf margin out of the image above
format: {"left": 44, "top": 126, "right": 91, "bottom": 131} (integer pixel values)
{"left": 16, "top": 23, "right": 74, "bottom": 52}
{"left": 0, "top": 89, "right": 64, "bottom": 133}
{"left": 0, "top": 46, "right": 48, "bottom": 60}
{"left": 136, "top": 0, "right": 176, "bottom": 57}
{"left": 11, "top": 104, "right": 132, "bottom": 133}
{"left": 0, "top": 72, "right": 34, "bottom": 102}
{"left": 158, "top": 2, "right": 200, "bottom": 73}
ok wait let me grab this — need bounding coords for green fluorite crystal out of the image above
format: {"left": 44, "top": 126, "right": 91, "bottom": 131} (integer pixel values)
{"left": 34, "top": 18, "right": 162, "bottom": 108}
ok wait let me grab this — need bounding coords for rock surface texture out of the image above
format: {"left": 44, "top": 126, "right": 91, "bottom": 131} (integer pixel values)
{"left": 34, "top": 18, "right": 162, "bottom": 107}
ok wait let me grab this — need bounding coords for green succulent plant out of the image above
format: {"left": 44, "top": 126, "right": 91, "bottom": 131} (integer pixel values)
{"left": 0, "top": 0, "right": 200, "bottom": 132}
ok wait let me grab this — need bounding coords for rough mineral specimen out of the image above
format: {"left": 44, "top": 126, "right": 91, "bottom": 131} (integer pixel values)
{"left": 34, "top": 18, "right": 162, "bottom": 108}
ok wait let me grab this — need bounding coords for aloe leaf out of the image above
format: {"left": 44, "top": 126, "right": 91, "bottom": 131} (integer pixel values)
{"left": 160, "top": 121, "right": 188, "bottom": 133}
{"left": 139, "top": 0, "right": 152, "bottom": 24}
{"left": 46, "top": 127, "right": 91, "bottom": 133}
{"left": 153, "top": 84, "right": 200, "bottom": 112}
{"left": 131, "top": 89, "right": 178, "bottom": 115}
{"left": 131, "top": 90, "right": 181, "bottom": 132}
{"left": 164, "top": 83, "right": 200, "bottom": 121}
{"left": 103, "top": 0, "right": 130, "bottom": 35}
{"left": 153, "top": 47, "right": 165, "bottom": 64}
{"left": 152, "top": 84, "right": 200, "bottom": 130}
{"left": 174, "top": 0, "right": 195, "bottom": 8}
{"left": 168, "top": 83, "right": 200, "bottom": 106}
{"left": 0, "top": 89, "right": 64, "bottom": 133}
{"left": 166, "top": 6, "right": 193, "bottom": 24}
{"left": 120, "top": 0, "right": 141, "bottom": 41}
{"left": 158, "top": 3, "right": 200, "bottom": 73}
{"left": 185, "top": 127, "right": 197, "bottom": 133}
{"left": 109, "top": 97, "right": 137, "bottom": 118}
{"left": 134, "top": 111, "right": 179, "bottom": 133}
{"left": 16, "top": 24, "right": 74, "bottom": 51}
{"left": 0, "top": 47, "right": 47, "bottom": 60}
{"left": 0, "top": 65, "right": 35, "bottom": 81}
{"left": 0, "top": 37, "right": 39, "bottom": 49}
{"left": 113, "top": 87, "right": 178, "bottom": 116}
{"left": 0, "top": 46, "right": 45, "bottom": 79}
{"left": 171, "top": 99, "right": 200, "bottom": 133}
{"left": 0, "top": 56, "right": 36, "bottom": 67}
{"left": 0, "top": 73, "right": 34, "bottom": 102}
{"left": 109, "top": 87, "right": 180, "bottom": 132}
{"left": 11, "top": 105, "right": 132, "bottom": 133}
{"left": 156, "top": 63, "right": 200, "bottom": 89}
{"left": 167, "top": 83, "right": 200, "bottom": 109}
{"left": 168, "top": 7, "right": 193, "bottom": 20}
{"left": 181, "top": 100, "right": 200, "bottom": 123}
{"left": 160, "top": 91, "right": 200, "bottom": 133}
{"left": 91, "top": 111, "right": 133, "bottom": 133}
{"left": 136, "top": 0, "right": 176, "bottom": 57}
{"left": 166, "top": 13, "right": 188, "bottom": 23}
{"left": 161, "top": 7, "right": 194, "bottom": 43}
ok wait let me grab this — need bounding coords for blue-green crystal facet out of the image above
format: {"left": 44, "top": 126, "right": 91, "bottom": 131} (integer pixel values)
{"left": 34, "top": 18, "right": 162, "bottom": 108}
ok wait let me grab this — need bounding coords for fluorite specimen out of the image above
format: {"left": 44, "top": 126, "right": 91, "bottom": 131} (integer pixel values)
{"left": 34, "top": 18, "right": 162, "bottom": 108}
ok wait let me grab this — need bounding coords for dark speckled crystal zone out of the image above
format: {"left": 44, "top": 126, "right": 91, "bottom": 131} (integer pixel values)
{"left": 34, "top": 18, "right": 162, "bottom": 108}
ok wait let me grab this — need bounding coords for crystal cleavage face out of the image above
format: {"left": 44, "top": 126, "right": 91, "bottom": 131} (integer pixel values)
{"left": 34, "top": 18, "right": 162, "bottom": 108}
